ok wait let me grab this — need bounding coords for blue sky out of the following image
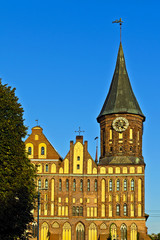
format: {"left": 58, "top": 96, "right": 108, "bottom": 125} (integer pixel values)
{"left": 0, "top": 0, "right": 160, "bottom": 234}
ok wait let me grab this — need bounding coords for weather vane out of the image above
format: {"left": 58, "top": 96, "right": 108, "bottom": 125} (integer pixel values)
{"left": 35, "top": 119, "right": 39, "bottom": 126}
{"left": 75, "top": 127, "right": 85, "bottom": 136}
{"left": 112, "top": 18, "right": 124, "bottom": 42}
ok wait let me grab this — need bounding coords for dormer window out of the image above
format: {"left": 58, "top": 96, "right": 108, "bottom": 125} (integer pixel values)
{"left": 41, "top": 147, "right": 45, "bottom": 155}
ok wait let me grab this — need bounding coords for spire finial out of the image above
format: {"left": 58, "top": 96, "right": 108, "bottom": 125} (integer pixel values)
{"left": 112, "top": 18, "right": 124, "bottom": 42}
{"left": 35, "top": 119, "right": 39, "bottom": 126}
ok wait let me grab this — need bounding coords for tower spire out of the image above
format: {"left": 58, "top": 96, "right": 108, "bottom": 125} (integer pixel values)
{"left": 112, "top": 18, "right": 124, "bottom": 42}
{"left": 97, "top": 43, "right": 145, "bottom": 122}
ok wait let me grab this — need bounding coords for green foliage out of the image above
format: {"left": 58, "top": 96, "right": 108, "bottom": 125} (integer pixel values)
{"left": 0, "top": 80, "right": 36, "bottom": 240}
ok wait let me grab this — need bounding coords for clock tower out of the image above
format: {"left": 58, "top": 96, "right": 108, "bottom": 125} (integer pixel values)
{"left": 97, "top": 42, "right": 145, "bottom": 164}
{"left": 97, "top": 42, "right": 150, "bottom": 239}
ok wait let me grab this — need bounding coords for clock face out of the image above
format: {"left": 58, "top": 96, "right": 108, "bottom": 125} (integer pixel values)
{"left": 112, "top": 117, "right": 129, "bottom": 132}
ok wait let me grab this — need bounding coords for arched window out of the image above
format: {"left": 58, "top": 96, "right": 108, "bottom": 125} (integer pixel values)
{"left": 73, "top": 179, "right": 76, "bottom": 191}
{"left": 77, "top": 156, "right": 80, "bottom": 161}
{"left": 109, "top": 180, "right": 112, "bottom": 191}
{"left": 124, "top": 179, "right": 127, "bottom": 191}
{"left": 124, "top": 204, "right": 127, "bottom": 216}
{"left": 80, "top": 179, "right": 83, "bottom": 192}
{"left": 88, "top": 223, "right": 97, "bottom": 240}
{"left": 45, "top": 179, "right": 48, "bottom": 189}
{"left": 41, "top": 146, "right": 45, "bottom": 155}
{"left": 66, "top": 179, "right": 69, "bottom": 191}
{"left": 59, "top": 179, "right": 62, "bottom": 191}
{"left": 80, "top": 207, "right": 83, "bottom": 216}
{"left": 110, "top": 224, "right": 117, "bottom": 240}
{"left": 28, "top": 147, "right": 32, "bottom": 155}
{"left": 131, "top": 223, "right": 137, "bottom": 240}
{"left": 32, "top": 222, "right": 38, "bottom": 238}
{"left": 116, "top": 204, "right": 120, "bottom": 216}
{"left": 38, "top": 179, "right": 41, "bottom": 189}
{"left": 62, "top": 223, "right": 71, "bottom": 240}
{"left": 121, "top": 224, "right": 127, "bottom": 240}
{"left": 87, "top": 179, "right": 90, "bottom": 191}
{"left": 131, "top": 179, "right": 135, "bottom": 191}
{"left": 117, "top": 179, "right": 120, "bottom": 191}
{"left": 95, "top": 179, "right": 97, "bottom": 191}
{"left": 76, "top": 222, "right": 85, "bottom": 240}
{"left": 45, "top": 164, "right": 48, "bottom": 172}
{"left": 72, "top": 206, "right": 76, "bottom": 216}
{"left": 41, "top": 222, "right": 49, "bottom": 240}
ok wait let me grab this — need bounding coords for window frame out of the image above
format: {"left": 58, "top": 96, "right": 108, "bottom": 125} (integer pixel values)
{"left": 28, "top": 147, "right": 32, "bottom": 155}
{"left": 124, "top": 179, "right": 127, "bottom": 191}
{"left": 41, "top": 146, "right": 45, "bottom": 155}
{"left": 87, "top": 179, "right": 90, "bottom": 191}
{"left": 131, "top": 179, "right": 135, "bottom": 191}
{"left": 109, "top": 180, "right": 112, "bottom": 191}
{"left": 45, "top": 179, "right": 48, "bottom": 189}
{"left": 66, "top": 179, "right": 69, "bottom": 191}
{"left": 116, "top": 179, "right": 120, "bottom": 191}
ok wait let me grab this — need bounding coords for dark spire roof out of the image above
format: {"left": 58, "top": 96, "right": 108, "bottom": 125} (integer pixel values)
{"left": 97, "top": 43, "right": 145, "bottom": 122}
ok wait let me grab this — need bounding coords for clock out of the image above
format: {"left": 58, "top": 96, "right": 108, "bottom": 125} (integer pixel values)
{"left": 112, "top": 117, "right": 129, "bottom": 132}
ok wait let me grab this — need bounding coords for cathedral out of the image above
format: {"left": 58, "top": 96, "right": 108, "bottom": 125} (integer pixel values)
{"left": 25, "top": 42, "right": 150, "bottom": 240}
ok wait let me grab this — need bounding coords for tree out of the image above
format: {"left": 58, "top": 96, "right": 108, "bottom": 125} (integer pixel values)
{"left": 0, "top": 80, "right": 36, "bottom": 240}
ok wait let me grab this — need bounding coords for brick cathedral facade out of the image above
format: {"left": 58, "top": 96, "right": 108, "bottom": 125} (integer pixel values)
{"left": 25, "top": 42, "right": 150, "bottom": 240}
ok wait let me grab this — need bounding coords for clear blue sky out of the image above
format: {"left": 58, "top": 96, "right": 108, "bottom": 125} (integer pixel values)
{"left": 0, "top": 0, "right": 160, "bottom": 234}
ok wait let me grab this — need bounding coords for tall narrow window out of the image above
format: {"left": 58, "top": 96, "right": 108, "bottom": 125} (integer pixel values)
{"left": 116, "top": 204, "right": 120, "bottom": 216}
{"left": 77, "top": 156, "right": 80, "bottom": 161}
{"left": 41, "top": 146, "right": 45, "bottom": 155}
{"left": 109, "top": 129, "right": 112, "bottom": 140}
{"left": 130, "top": 129, "right": 133, "bottom": 139}
{"left": 109, "top": 180, "right": 112, "bottom": 191}
{"left": 45, "top": 164, "right": 48, "bottom": 172}
{"left": 119, "top": 133, "right": 123, "bottom": 139}
{"left": 138, "top": 131, "right": 140, "bottom": 141}
{"left": 95, "top": 179, "right": 97, "bottom": 192}
{"left": 66, "top": 179, "right": 69, "bottom": 191}
{"left": 73, "top": 179, "right": 76, "bottom": 191}
{"left": 124, "top": 179, "right": 127, "bottom": 191}
{"left": 131, "top": 179, "right": 135, "bottom": 191}
{"left": 28, "top": 147, "right": 32, "bottom": 155}
{"left": 116, "top": 179, "right": 120, "bottom": 191}
{"left": 76, "top": 207, "right": 79, "bottom": 216}
{"left": 80, "top": 179, "right": 83, "bottom": 192}
{"left": 59, "top": 179, "right": 62, "bottom": 191}
{"left": 80, "top": 206, "right": 83, "bottom": 216}
{"left": 121, "top": 224, "right": 127, "bottom": 240}
{"left": 124, "top": 204, "right": 127, "bottom": 216}
{"left": 45, "top": 179, "right": 48, "bottom": 189}
{"left": 72, "top": 206, "right": 76, "bottom": 216}
{"left": 38, "top": 179, "right": 41, "bottom": 189}
{"left": 87, "top": 179, "right": 90, "bottom": 191}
